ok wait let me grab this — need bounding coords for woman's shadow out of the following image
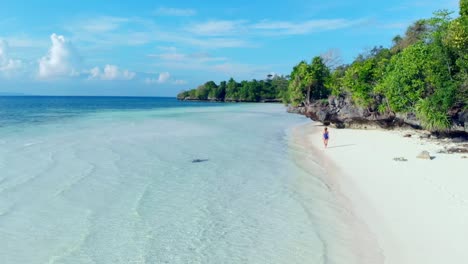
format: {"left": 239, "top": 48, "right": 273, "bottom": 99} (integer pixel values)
{"left": 327, "top": 144, "right": 355, "bottom": 149}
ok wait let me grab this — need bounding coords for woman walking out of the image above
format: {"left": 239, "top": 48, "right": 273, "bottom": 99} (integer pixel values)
{"left": 323, "top": 127, "right": 329, "bottom": 148}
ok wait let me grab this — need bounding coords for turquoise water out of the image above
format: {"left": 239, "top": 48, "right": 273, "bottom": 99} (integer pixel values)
{"left": 0, "top": 97, "right": 358, "bottom": 264}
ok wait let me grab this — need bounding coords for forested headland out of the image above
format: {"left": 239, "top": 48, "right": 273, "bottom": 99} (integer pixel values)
{"left": 178, "top": 1, "right": 467, "bottom": 132}
{"left": 176, "top": 75, "right": 288, "bottom": 102}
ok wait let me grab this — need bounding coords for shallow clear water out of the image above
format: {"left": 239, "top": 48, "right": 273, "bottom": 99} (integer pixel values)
{"left": 0, "top": 97, "right": 356, "bottom": 264}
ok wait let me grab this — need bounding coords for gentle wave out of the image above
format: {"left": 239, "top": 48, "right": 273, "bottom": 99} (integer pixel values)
{"left": 0, "top": 98, "right": 357, "bottom": 264}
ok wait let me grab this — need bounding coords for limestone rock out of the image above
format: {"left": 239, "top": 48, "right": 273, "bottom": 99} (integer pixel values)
{"left": 287, "top": 93, "right": 467, "bottom": 136}
{"left": 417, "top": 151, "right": 432, "bottom": 160}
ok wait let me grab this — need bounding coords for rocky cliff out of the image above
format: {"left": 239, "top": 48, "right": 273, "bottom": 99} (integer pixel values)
{"left": 288, "top": 94, "right": 467, "bottom": 136}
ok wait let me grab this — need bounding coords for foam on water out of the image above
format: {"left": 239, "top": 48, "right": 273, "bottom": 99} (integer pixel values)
{"left": 0, "top": 98, "right": 359, "bottom": 264}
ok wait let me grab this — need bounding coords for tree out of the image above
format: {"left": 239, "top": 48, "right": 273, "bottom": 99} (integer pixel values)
{"left": 392, "top": 35, "right": 403, "bottom": 46}
{"left": 391, "top": 20, "right": 429, "bottom": 53}
{"left": 238, "top": 81, "right": 248, "bottom": 101}
{"left": 444, "top": 1, "right": 468, "bottom": 84}
{"left": 225, "top": 78, "right": 239, "bottom": 101}
{"left": 285, "top": 57, "right": 331, "bottom": 106}
{"left": 205, "top": 81, "right": 219, "bottom": 100}
{"left": 343, "top": 47, "right": 391, "bottom": 107}
{"left": 309, "top": 56, "right": 331, "bottom": 100}
{"left": 320, "top": 49, "right": 342, "bottom": 70}
{"left": 195, "top": 84, "right": 210, "bottom": 100}
{"left": 271, "top": 75, "right": 289, "bottom": 100}
{"left": 461, "top": 0, "right": 468, "bottom": 17}
{"left": 217, "top": 81, "right": 227, "bottom": 100}
{"left": 379, "top": 43, "right": 431, "bottom": 112}
{"left": 286, "top": 61, "right": 310, "bottom": 106}
{"left": 327, "top": 64, "right": 348, "bottom": 96}
{"left": 378, "top": 41, "right": 456, "bottom": 130}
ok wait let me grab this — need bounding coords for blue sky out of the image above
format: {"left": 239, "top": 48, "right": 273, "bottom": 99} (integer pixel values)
{"left": 0, "top": 0, "right": 459, "bottom": 96}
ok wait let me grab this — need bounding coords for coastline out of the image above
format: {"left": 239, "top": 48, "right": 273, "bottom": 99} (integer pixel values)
{"left": 292, "top": 122, "right": 468, "bottom": 263}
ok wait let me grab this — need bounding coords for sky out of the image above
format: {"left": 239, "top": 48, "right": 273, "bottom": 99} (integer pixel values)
{"left": 0, "top": 0, "right": 460, "bottom": 96}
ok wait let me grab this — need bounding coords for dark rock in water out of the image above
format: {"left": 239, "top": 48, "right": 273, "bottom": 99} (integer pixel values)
{"left": 393, "top": 157, "right": 408, "bottom": 162}
{"left": 416, "top": 151, "right": 432, "bottom": 160}
{"left": 192, "top": 159, "right": 209, "bottom": 163}
{"left": 403, "top": 134, "right": 412, "bottom": 138}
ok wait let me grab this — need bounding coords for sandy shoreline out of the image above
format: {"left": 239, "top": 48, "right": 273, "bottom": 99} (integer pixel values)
{"left": 295, "top": 122, "right": 468, "bottom": 264}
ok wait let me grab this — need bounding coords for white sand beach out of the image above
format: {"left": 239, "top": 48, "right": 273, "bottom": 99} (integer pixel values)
{"left": 296, "top": 122, "right": 468, "bottom": 264}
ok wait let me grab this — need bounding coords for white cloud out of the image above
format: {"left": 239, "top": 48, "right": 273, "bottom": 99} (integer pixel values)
{"left": 379, "top": 22, "right": 408, "bottom": 29}
{"left": 148, "top": 49, "right": 227, "bottom": 63}
{"left": 187, "top": 20, "right": 246, "bottom": 36}
{"left": 169, "top": 36, "right": 251, "bottom": 48}
{"left": 38, "top": 33, "right": 80, "bottom": 78}
{"left": 174, "top": 79, "right": 187, "bottom": 85}
{"left": 4, "top": 35, "right": 47, "bottom": 48}
{"left": 145, "top": 72, "right": 170, "bottom": 84}
{"left": 88, "top": 64, "right": 136, "bottom": 80}
{"left": 211, "top": 62, "right": 272, "bottom": 78}
{"left": 157, "top": 72, "right": 170, "bottom": 83}
{"left": 79, "top": 16, "right": 129, "bottom": 33}
{"left": 154, "top": 52, "right": 187, "bottom": 61}
{"left": 63, "top": 16, "right": 252, "bottom": 49}
{"left": 252, "top": 19, "right": 366, "bottom": 35}
{"left": 0, "top": 40, "right": 22, "bottom": 76}
{"left": 60, "top": 14, "right": 370, "bottom": 53}
{"left": 154, "top": 7, "right": 196, "bottom": 16}
{"left": 145, "top": 72, "right": 187, "bottom": 85}
{"left": 186, "top": 18, "right": 364, "bottom": 38}
{"left": 150, "top": 60, "right": 271, "bottom": 80}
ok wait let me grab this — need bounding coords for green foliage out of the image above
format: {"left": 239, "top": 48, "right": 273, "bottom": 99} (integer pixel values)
{"left": 177, "top": 76, "right": 289, "bottom": 102}
{"left": 270, "top": 75, "right": 289, "bottom": 99}
{"left": 217, "top": 81, "right": 227, "bottom": 99}
{"left": 343, "top": 47, "right": 391, "bottom": 107}
{"left": 415, "top": 98, "right": 451, "bottom": 130}
{"left": 391, "top": 20, "right": 429, "bottom": 53}
{"left": 309, "top": 57, "right": 331, "bottom": 99}
{"left": 195, "top": 84, "right": 209, "bottom": 100}
{"left": 377, "top": 103, "right": 388, "bottom": 114}
{"left": 462, "top": 0, "right": 468, "bottom": 16}
{"left": 326, "top": 3, "right": 465, "bottom": 131}
{"left": 205, "top": 81, "right": 219, "bottom": 99}
{"left": 225, "top": 78, "right": 239, "bottom": 100}
{"left": 284, "top": 57, "right": 330, "bottom": 106}
{"left": 286, "top": 61, "right": 308, "bottom": 106}
{"left": 176, "top": 90, "right": 189, "bottom": 100}
{"left": 378, "top": 9, "right": 463, "bottom": 130}
{"left": 343, "top": 59, "right": 375, "bottom": 106}
{"left": 327, "top": 65, "right": 347, "bottom": 96}
{"left": 444, "top": 15, "right": 468, "bottom": 51}
{"left": 378, "top": 43, "right": 431, "bottom": 112}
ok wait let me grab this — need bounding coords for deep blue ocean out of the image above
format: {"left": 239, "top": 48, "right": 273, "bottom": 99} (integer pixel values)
{"left": 0, "top": 96, "right": 222, "bottom": 127}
